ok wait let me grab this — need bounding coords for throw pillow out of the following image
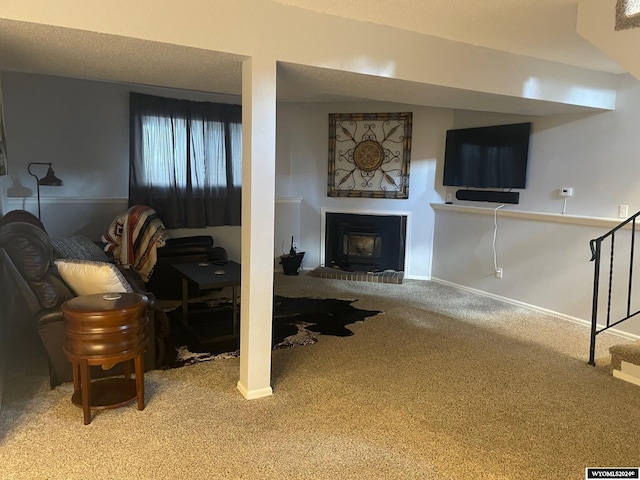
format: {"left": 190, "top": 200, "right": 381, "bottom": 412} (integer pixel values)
{"left": 54, "top": 259, "right": 133, "bottom": 296}
{"left": 51, "top": 236, "right": 110, "bottom": 263}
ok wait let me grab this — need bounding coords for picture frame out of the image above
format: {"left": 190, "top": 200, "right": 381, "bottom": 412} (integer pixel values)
{"left": 327, "top": 112, "right": 412, "bottom": 199}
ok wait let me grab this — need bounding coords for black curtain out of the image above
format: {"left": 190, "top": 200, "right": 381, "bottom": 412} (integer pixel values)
{"left": 129, "top": 92, "right": 242, "bottom": 228}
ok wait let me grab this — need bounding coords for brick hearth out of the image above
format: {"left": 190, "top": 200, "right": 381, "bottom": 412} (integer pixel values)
{"left": 308, "top": 266, "right": 403, "bottom": 284}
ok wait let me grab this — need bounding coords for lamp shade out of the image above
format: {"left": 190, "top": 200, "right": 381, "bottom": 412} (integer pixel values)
{"left": 38, "top": 166, "right": 63, "bottom": 186}
{"left": 27, "top": 162, "right": 64, "bottom": 220}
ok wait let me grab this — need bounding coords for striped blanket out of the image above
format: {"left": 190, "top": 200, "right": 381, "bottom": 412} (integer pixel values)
{"left": 102, "top": 205, "right": 167, "bottom": 282}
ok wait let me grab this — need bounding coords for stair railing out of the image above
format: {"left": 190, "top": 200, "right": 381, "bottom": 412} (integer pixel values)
{"left": 589, "top": 211, "right": 640, "bottom": 365}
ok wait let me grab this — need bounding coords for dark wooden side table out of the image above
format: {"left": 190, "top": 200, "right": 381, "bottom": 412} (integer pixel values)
{"left": 62, "top": 292, "right": 149, "bottom": 425}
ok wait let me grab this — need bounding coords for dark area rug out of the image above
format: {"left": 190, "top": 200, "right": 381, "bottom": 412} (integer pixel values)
{"left": 160, "top": 295, "right": 382, "bottom": 369}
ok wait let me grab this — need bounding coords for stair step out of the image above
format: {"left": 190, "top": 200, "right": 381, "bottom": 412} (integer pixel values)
{"left": 609, "top": 340, "right": 640, "bottom": 368}
{"left": 609, "top": 341, "right": 640, "bottom": 387}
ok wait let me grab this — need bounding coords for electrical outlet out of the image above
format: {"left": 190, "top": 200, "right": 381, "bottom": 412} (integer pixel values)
{"left": 619, "top": 204, "right": 629, "bottom": 218}
{"left": 445, "top": 192, "right": 453, "bottom": 203}
{"left": 496, "top": 268, "right": 503, "bottom": 279}
{"left": 292, "top": 242, "right": 298, "bottom": 250}
{"left": 559, "top": 187, "right": 574, "bottom": 197}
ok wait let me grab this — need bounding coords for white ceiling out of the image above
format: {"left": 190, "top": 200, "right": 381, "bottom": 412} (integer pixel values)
{"left": 273, "top": 0, "right": 624, "bottom": 74}
{"left": 0, "top": 19, "right": 245, "bottom": 96}
{"left": 0, "top": 1, "right": 624, "bottom": 115}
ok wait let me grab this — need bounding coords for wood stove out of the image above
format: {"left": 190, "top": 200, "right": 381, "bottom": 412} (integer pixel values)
{"left": 325, "top": 212, "right": 406, "bottom": 272}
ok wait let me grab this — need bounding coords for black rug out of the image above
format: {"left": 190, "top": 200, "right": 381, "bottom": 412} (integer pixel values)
{"left": 160, "top": 295, "right": 382, "bottom": 369}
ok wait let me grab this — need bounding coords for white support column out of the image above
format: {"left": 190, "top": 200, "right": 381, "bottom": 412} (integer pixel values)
{"left": 237, "top": 56, "right": 276, "bottom": 400}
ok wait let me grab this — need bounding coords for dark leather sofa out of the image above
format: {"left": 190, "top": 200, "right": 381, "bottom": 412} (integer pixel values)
{"left": 0, "top": 210, "right": 165, "bottom": 388}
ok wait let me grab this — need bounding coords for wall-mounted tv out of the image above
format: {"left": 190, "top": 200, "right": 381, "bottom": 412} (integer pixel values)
{"left": 442, "top": 122, "right": 531, "bottom": 189}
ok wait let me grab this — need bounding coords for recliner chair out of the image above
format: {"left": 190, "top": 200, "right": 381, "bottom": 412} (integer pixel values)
{"left": 0, "top": 211, "right": 163, "bottom": 388}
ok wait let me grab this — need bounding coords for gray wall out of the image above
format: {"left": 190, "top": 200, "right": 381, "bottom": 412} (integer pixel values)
{"left": 4, "top": 70, "right": 640, "bottom": 337}
{"left": 445, "top": 73, "right": 640, "bottom": 219}
{"left": 1, "top": 72, "right": 241, "bottom": 256}
{"left": 275, "top": 101, "right": 451, "bottom": 279}
{"left": 432, "top": 73, "right": 640, "bottom": 337}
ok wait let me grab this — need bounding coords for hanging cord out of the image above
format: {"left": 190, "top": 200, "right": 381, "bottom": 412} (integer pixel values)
{"left": 493, "top": 204, "right": 505, "bottom": 272}
{"left": 562, "top": 196, "right": 567, "bottom": 214}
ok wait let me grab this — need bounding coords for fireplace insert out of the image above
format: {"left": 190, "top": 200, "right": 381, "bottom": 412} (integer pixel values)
{"left": 325, "top": 213, "right": 406, "bottom": 272}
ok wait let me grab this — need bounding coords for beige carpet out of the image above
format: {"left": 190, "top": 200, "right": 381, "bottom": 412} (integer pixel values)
{"left": 1, "top": 274, "right": 639, "bottom": 480}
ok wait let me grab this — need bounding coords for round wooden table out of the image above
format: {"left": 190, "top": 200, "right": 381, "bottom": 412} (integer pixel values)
{"left": 62, "top": 292, "right": 149, "bottom": 425}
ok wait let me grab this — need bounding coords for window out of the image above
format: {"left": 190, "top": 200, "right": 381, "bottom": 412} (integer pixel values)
{"left": 616, "top": 0, "right": 640, "bottom": 30}
{"left": 129, "top": 93, "right": 242, "bottom": 228}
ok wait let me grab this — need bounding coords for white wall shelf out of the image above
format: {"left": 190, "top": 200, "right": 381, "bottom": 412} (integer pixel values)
{"left": 431, "top": 203, "right": 628, "bottom": 230}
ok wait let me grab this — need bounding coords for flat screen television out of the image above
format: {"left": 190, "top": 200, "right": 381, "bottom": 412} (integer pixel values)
{"left": 443, "top": 122, "right": 531, "bottom": 189}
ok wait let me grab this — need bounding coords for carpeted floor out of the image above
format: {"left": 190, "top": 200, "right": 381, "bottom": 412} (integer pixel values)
{"left": 1, "top": 273, "right": 639, "bottom": 479}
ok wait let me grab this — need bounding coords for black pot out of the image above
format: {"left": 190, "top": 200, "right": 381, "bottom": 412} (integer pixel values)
{"left": 280, "top": 252, "right": 305, "bottom": 275}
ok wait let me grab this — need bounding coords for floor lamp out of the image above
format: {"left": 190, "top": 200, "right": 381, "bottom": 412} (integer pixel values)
{"left": 27, "top": 162, "right": 64, "bottom": 220}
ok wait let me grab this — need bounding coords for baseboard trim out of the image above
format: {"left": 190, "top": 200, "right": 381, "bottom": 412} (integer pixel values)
{"left": 405, "top": 274, "right": 430, "bottom": 281}
{"left": 236, "top": 381, "right": 273, "bottom": 400}
{"left": 430, "top": 277, "right": 640, "bottom": 342}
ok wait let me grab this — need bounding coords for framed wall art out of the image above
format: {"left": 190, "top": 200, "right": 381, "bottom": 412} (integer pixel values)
{"left": 327, "top": 112, "right": 412, "bottom": 199}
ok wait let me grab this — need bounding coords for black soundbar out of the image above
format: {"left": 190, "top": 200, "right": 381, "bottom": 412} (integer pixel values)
{"left": 455, "top": 190, "right": 520, "bottom": 204}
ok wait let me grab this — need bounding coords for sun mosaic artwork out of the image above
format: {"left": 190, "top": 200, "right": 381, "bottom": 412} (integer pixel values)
{"left": 327, "top": 112, "right": 412, "bottom": 199}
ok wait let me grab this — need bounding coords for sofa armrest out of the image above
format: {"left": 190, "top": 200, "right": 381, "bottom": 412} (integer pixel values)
{"left": 118, "top": 266, "right": 147, "bottom": 294}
